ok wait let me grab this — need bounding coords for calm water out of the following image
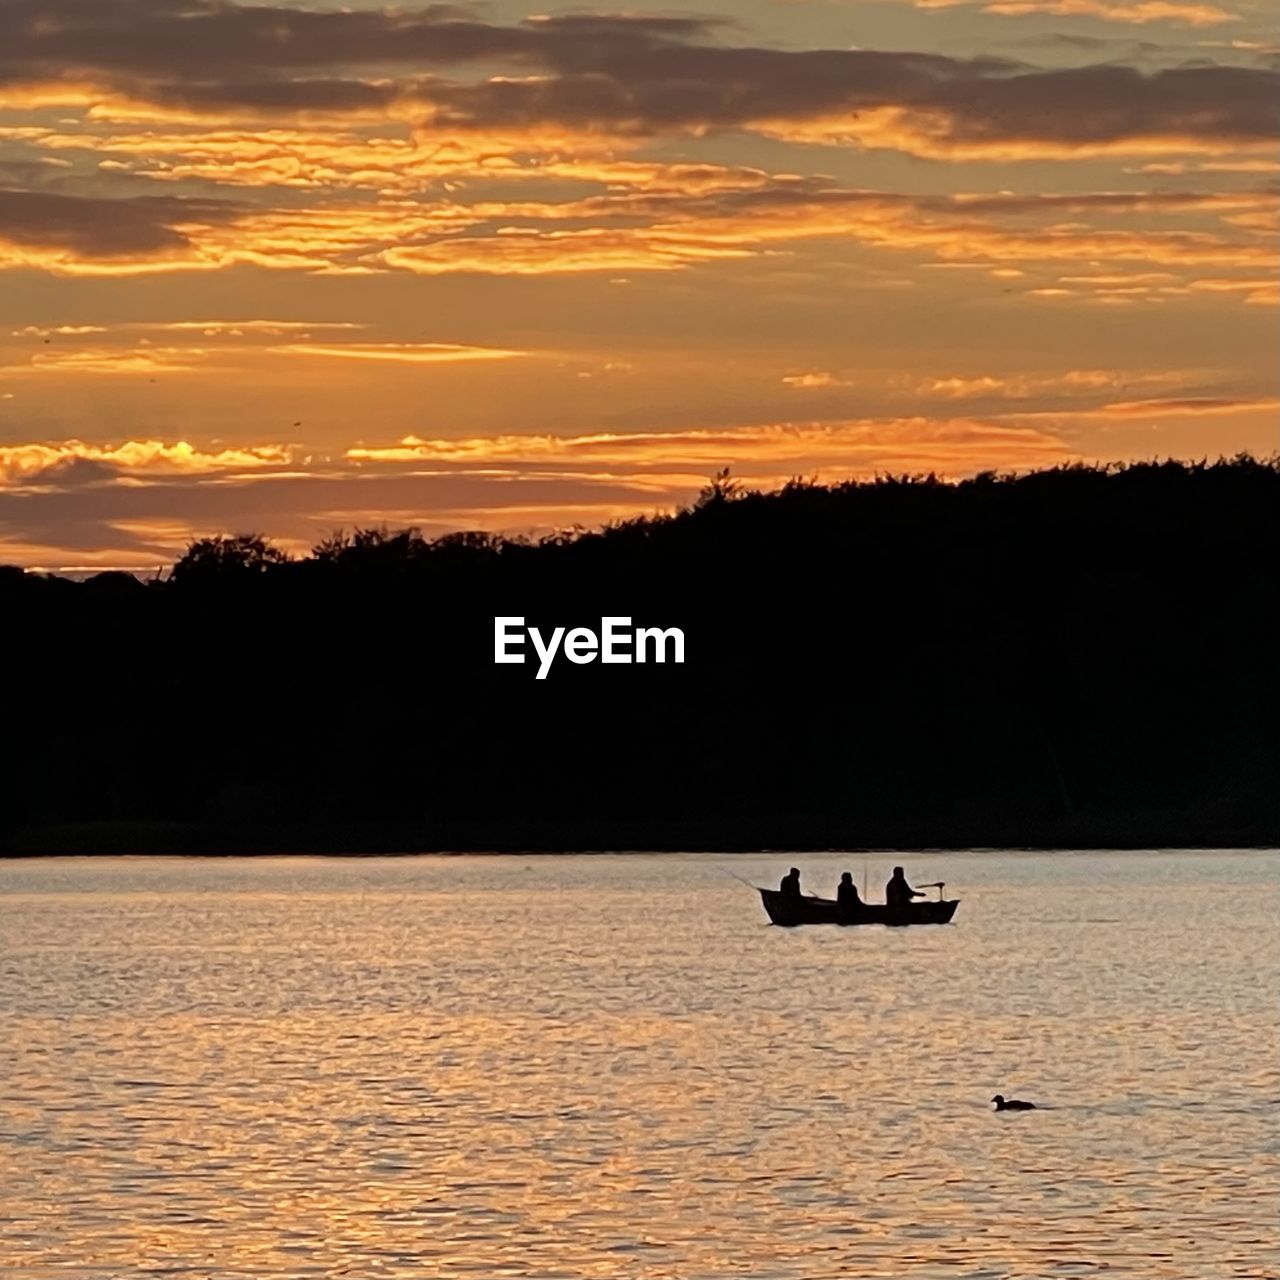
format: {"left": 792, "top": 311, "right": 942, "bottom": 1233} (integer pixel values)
{"left": 1, "top": 852, "right": 1277, "bottom": 1279}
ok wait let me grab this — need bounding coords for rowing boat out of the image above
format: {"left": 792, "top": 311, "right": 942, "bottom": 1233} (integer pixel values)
{"left": 759, "top": 887, "right": 959, "bottom": 927}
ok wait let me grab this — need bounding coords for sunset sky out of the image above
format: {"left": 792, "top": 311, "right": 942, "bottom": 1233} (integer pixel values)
{"left": 0, "top": 0, "right": 1276, "bottom": 569}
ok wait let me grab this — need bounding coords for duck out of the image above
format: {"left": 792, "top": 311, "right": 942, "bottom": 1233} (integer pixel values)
{"left": 992, "top": 1094, "right": 1036, "bottom": 1111}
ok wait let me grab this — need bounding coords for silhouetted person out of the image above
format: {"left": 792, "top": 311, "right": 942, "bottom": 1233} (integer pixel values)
{"left": 836, "top": 871, "right": 861, "bottom": 924}
{"left": 885, "top": 865, "right": 924, "bottom": 916}
{"left": 780, "top": 867, "right": 801, "bottom": 898}
{"left": 992, "top": 1095, "right": 1036, "bottom": 1111}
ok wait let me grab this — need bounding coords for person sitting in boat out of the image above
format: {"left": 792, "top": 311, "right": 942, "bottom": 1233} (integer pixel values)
{"left": 836, "top": 872, "right": 861, "bottom": 923}
{"left": 779, "top": 867, "right": 801, "bottom": 898}
{"left": 885, "top": 866, "right": 924, "bottom": 915}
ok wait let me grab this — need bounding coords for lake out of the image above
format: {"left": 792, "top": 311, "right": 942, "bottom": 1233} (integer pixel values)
{"left": 1, "top": 851, "right": 1276, "bottom": 1278}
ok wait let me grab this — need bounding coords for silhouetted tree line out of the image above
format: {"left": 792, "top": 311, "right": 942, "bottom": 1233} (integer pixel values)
{"left": 3, "top": 456, "right": 1277, "bottom": 853}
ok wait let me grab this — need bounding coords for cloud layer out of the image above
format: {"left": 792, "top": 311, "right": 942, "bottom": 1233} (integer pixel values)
{"left": 1, "top": 2, "right": 1275, "bottom": 156}
{"left": 0, "top": 0, "right": 1275, "bottom": 568}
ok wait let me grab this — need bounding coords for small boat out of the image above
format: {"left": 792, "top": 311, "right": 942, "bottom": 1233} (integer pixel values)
{"left": 759, "top": 887, "right": 959, "bottom": 927}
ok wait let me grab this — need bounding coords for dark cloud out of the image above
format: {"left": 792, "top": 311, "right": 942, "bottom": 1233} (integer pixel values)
{"left": 0, "top": 189, "right": 244, "bottom": 257}
{"left": 0, "top": 3, "right": 718, "bottom": 77}
{"left": 0, "top": 1, "right": 1274, "bottom": 149}
{"left": 921, "top": 64, "right": 1280, "bottom": 150}
{"left": 418, "top": 55, "right": 1278, "bottom": 150}
{"left": 0, "top": 159, "right": 68, "bottom": 187}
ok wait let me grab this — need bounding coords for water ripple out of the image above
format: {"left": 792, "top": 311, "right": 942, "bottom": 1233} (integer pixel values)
{"left": 1, "top": 850, "right": 1277, "bottom": 1279}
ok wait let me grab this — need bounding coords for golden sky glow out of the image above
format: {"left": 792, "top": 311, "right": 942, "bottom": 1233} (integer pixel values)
{"left": 0, "top": 0, "right": 1275, "bottom": 568}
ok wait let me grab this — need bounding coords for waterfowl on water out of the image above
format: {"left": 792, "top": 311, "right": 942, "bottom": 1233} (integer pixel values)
{"left": 992, "top": 1094, "right": 1036, "bottom": 1111}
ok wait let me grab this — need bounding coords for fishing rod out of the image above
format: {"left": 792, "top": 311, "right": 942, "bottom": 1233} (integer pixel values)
{"left": 717, "top": 865, "right": 763, "bottom": 891}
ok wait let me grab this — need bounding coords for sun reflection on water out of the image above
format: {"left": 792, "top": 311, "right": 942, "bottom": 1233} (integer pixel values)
{"left": 1, "top": 852, "right": 1276, "bottom": 1278}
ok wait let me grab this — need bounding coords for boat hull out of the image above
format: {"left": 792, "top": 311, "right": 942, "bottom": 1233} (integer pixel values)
{"left": 760, "top": 887, "right": 958, "bottom": 927}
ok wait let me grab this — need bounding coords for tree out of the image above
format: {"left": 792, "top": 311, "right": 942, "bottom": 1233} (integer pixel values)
{"left": 170, "top": 533, "right": 290, "bottom": 583}
{"left": 694, "top": 467, "right": 743, "bottom": 509}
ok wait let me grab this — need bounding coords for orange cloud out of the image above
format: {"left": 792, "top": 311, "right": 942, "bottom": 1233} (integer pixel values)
{"left": 4, "top": 137, "right": 1274, "bottom": 280}
{"left": 1185, "top": 278, "right": 1280, "bottom": 305}
{"left": 1131, "top": 161, "right": 1280, "bottom": 175}
{"left": 3, "top": 346, "right": 215, "bottom": 375}
{"left": 10, "top": 403, "right": 1277, "bottom": 569}
{"left": 916, "top": 0, "right": 1241, "bottom": 25}
{"left": 153, "top": 320, "right": 365, "bottom": 336}
{"left": 4, "top": 186, "right": 1268, "bottom": 283}
{"left": 0, "top": 417, "right": 1080, "bottom": 569}
{"left": 761, "top": 105, "right": 1278, "bottom": 160}
{"left": 379, "top": 226, "right": 757, "bottom": 275}
{"left": 25, "top": 120, "right": 781, "bottom": 203}
{"left": 0, "top": 334, "right": 526, "bottom": 376}
{"left": 1094, "top": 395, "right": 1280, "bottom": 417}
{"left": 376, "top": 191, "right": 1276, "bottom": 277}
{"left": 1016, "top": 269, "right": 1279, "bottom": 306}
{"left": 32, "top": 123, "right": 624, "bottom": 187}
{"left": 271, "top": 342, "right": 526, "bottom": 363}
{"left": 10, "top": 324, "right": 108, "bottom": 337}
{"left": 782, "top": 372, "right": 857, "bottom": 389}
{"left": 2, "top": 182, "right": 1270, "bottom": 320}
{"left": 0, "top": 439, "right": 294, "bottom": 485}
{"left": 343, "top": 418, "right": 1073, "bottom": 472}
{"left": 927, "top": 370, "right": 1150, "bottom": 398}
{"left": 0, "top": 196, "right": 459, "bottom": 275}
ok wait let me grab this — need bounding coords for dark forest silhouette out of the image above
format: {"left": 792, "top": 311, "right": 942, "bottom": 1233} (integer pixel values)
{"left": 3, "top": 456, "right": 1277, "bottom": 854}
